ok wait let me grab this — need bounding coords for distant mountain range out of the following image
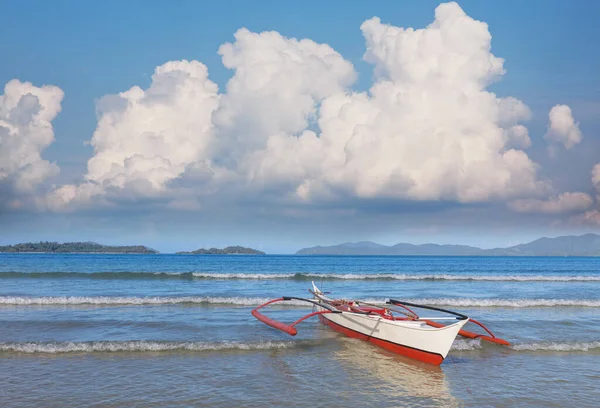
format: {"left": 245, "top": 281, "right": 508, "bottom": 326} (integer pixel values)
{"left": 3, "top": 235, "right": 600, "bottom": 256}
{"left": 296, "top": 234, "right": 600, "bottom": 256}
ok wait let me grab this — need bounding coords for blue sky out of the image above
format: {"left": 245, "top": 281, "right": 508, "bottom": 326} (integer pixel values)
{"left": 1, "top": 1, "right": 599, "bottom": 252}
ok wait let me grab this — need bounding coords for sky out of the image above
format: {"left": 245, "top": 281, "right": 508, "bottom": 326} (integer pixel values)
{"left": 0, "top": 0, "right": 599, "bottom": 253}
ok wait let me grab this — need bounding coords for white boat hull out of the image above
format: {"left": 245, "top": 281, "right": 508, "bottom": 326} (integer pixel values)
{"left": 318, "top": 306, "right": 468, "bottom": 365}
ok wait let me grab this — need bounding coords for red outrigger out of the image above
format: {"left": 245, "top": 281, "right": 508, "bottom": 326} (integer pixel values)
{"left": 252, "top": 283, "right": 509, "bottom": 365}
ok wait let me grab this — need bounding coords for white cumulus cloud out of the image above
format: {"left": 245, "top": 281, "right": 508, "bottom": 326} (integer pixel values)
{"left": 251, "top": 2, "right": 542, "bottom": 203}
{"left": 587, "top": 163, "right": 600, "bottom": 222}
{"left": 213, "top": 28, "right": 356, "bottom": 168}
{"left": 47, "top": 60, "right": 219, "bottom": 209}
{"left": 568, "top": 164, "right": 600, "bottom": 225}
{"left": 0, "top": 79, "right": 63, "bottom": 208}
{"left": 592, "top": 163, "right": 600, "bottom": 192}
{"left": 508, "top": 192, "right": 593, "bottom": 214}
{"left": 544, "top": 104, "right": 582, "bottom": 150}
{"left": 47, "top": 2, "right": 560, "bottom": 211}
{"left": 580, "top": 210, "right": 600, "bottom": 225}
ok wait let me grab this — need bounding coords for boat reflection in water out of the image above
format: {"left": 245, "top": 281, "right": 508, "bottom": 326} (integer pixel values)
{"left": 332, "top": 336, "right": 461, "bottom": 406}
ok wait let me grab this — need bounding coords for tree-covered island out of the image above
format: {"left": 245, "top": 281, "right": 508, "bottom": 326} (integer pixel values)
{"left": 0, "top": 242, "right": 158, "bottom": 254}
{"left": 176, "top": 246, "right": 265, "bottom": 255}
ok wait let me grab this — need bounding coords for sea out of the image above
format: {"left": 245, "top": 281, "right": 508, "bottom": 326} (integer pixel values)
{"left": 0, "top": 254, "right": 598, "bottom": 407}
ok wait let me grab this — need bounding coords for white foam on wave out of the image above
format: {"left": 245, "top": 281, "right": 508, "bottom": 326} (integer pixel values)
{"left": 4, "top": 338, "right": 598, "bottom": 354}
{"left": 511, "top": 341, "right": 600, "bottom": 352}
{"left": 347, "top": 273, "right": 600, "bottom": 282}
{"left": 0, "top": 296, "right": 348, "bottom": 307}
{"left": 192, "top": 272, "right": 600, "bottom": 281}
{"left": 192, "top": 272, "right": 296, "bottom": 279}
{"left": 5, "top": 339, "right": 598, "bottom": 355}
{"left": 398, "top": 274, "right": 600, "bottom": 282}
{"left": 5, "top": 271, "right": 599, "bottom": 282}
{"left": 402, "top": 298, "right": 600, "bottom": 308}
{"left": 451, "top": 339, "right": 483, "bottom": 351}
{"left": 451, "top": 339, "right": 600, "bottom": 353}
{"left": 0, "top": 296, "right": 275, "bottom": 306}
{"left": 0, "top": 340, "right": 295, "bottom": 354}
{"left": 1, "top": 296, "right": 597, "bottom": 308}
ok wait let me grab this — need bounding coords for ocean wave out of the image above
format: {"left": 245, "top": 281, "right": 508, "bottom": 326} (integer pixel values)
{"left": 451, "top": 339, "right": 483, "bottom": 351}
{"left": 451, "top": 339, "right": 600, "bottom": 352}
{"left": 0, "top": 271, "right": 200, "bottom": 280}
{"left": 0, "top": 340, "right": 297, "bottom": 354}
{"left": 310, "top": 273, "right": 600, "bottom": 282}
{"left": 3, "top": 339, "right": 598, "bottom": 355}
{"left": 405, "top": 298, "right": 600, "bottom": 308}
{"left": 0, "top": 296, "right": 276, "bottom": 306}
{"left": 511, "top": 341, "right": 600, "bottom": 352}
{"left": 1, "top": 271, "right": 599, "bottom": 282}
{"left": 1, "top": 296, "right": 598, "bottom": 308}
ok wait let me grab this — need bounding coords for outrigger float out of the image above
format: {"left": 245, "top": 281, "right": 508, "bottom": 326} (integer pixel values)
{"left": 252, "top": 283, "right": 509, "bottom": 365}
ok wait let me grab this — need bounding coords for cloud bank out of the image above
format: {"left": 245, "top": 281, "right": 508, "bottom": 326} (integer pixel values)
{"left": 593, "top": 164, "right": 600, "bottom": 193}
{"left": 47, "top": 3, "right": 547, "bottom": 208}
{"left": 2, "top": 2, "right": 594, "bottom": 225}
{"left": 508, "top": 192, "right": 593, "bottom": 214}
{"left": 579, "top": 164, "right": 600, "bottom": 225}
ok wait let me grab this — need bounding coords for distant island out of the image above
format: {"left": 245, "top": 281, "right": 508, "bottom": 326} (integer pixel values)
{"left": 0, "top": 241, "right": 158, "bottom": 254}
{"left": 176, "top": 246, "right": 265, "bottom": 255}
{"left": 296, "top": 233, "right": 600, "bottom": 257}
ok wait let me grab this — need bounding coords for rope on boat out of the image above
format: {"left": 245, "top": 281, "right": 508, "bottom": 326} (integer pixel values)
{"left": 447, "top": 355, "right": 473, "bottom": 396}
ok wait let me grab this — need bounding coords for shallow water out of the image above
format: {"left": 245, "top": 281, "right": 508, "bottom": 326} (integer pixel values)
{"left": 0, "top": 254, "right": 598, "bottom": 407}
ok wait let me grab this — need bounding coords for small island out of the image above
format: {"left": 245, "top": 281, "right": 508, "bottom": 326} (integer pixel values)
{"left": 0, "top": 241, "right": 158, "bottom": 254}
{"left": 176, "top": 245, "right": 265, "bottom": 255}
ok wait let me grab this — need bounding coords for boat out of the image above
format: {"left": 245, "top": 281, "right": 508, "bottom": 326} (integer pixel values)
{"left": 252, "top": 282, "right": 509, "bottom": 365}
